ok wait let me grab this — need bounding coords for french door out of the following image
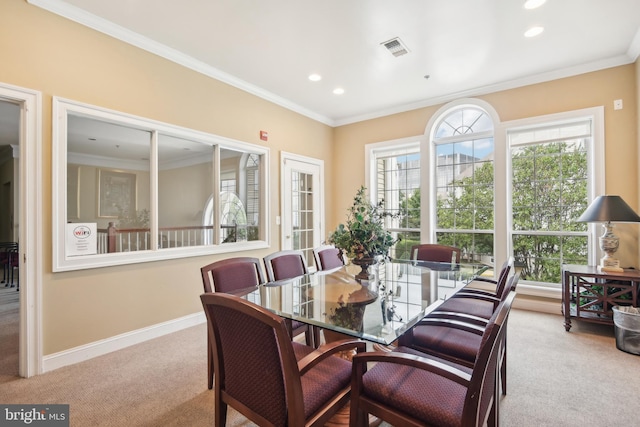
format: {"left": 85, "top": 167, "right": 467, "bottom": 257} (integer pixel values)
{"left": 281, "top": 153, "right": 324, "bottom": 270}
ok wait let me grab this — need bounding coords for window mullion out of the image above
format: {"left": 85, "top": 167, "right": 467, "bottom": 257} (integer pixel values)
{"left": 150, "top": 130, "right": 158, "bottom": 251}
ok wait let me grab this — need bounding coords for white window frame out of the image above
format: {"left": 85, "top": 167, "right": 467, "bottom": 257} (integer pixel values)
{"left": 366, "top": 101, "right": 603, "bottom": 298}
{"left": 52, "top": 97, "right": 269, "bottom": 272}
{"left": 365, "top": 136, "right": 425, "bottom": 259}
{"left": 498, "top": 106, "right": 605, "bottom": 294}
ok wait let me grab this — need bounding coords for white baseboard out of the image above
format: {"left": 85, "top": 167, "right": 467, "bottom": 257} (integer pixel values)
{"left": 40, "top": 290, "right": 562, "bottom": 373}
{"left": 514, "top": 295, "right": 562, "bottom": 315}
{"left": 42, "top": 312, "right": 206, "bottom": 373}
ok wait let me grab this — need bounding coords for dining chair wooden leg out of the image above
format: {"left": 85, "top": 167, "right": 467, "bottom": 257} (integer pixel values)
{"left": 207, "top": 333, "right": 213, "bottom": 390}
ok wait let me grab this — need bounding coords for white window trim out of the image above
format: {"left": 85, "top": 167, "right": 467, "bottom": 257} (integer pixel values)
{"left": 365, "top": 136, "right": 426, "bottom": 194}
{"left": 367, "top": 102, "right": 604, "bottom": 298}
{"left": 52, "top": 97, "right": 269, "bottom": 272}
{"left": 497, "top": 106, "right": 605, "bottom": 291}
{"left": 423, "top": 99, "right": 502, "bottom": 252}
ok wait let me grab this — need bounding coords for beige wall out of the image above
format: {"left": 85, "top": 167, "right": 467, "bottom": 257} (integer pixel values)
{"left": 158, "top": 162, "right": 210, "bottom": 227}
{"left": 333, "top": 64, "right": 639, "bottom": 267}
{"left": 1, "top": 0, "right": 334, "bottom": 354}
{"left": 1, "top": 0, "right": 638, "bottom": 357}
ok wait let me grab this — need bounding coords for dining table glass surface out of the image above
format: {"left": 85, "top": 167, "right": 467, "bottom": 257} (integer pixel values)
{"left": 238, "top": 259, "right": 488, "bottom": 345}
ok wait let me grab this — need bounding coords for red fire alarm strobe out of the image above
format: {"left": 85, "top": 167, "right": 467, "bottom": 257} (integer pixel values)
{"left": 260, "top": 130, "right": 268, "bottom": 141}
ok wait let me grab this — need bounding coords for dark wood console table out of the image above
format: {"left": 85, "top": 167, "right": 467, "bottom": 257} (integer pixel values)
{"left": 562, "top": 264, "right": 640, "bottom": 331}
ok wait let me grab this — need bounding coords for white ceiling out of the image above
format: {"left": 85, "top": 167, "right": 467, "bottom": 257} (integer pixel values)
{"left": 19, "top": 0, "right": 640, "bottom": 129}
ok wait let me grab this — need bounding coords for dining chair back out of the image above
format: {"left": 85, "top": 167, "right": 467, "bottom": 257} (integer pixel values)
{"left": 465, "top": 257, "right": 514, "bottom": 296}
{"left": 350, "top": 291, "right": 516, "bottom": 427}
{"left": 201, "top": 292, "right": 365, "bottom": 427}
{"left": 263, "top": 249, "right": 309, "bottom": 281}
{"left": 410, "top": 243, "right": 461, "bottom": 263}
{"left": 313, "top": 245, "right": 344, "bottom": 271}
{"left": 200, "top": 257, "right": 265, "bottom": 389}
{"left": 200, "top": 257, "right": 265, "bottom": 294}
{"left": 263, "top": 250, "right": 316, "bottom": 346}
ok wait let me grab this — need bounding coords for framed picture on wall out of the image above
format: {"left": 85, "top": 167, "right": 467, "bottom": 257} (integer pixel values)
{"left": 98, "top": 169, "right": 136, "bottom": 218}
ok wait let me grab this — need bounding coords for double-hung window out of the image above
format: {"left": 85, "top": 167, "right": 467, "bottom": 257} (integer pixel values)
{"left": 367, "top": 140, "right": 421, "bottom": 259}
{"left": 369, "top": 103, "right": 602, "bottom": 291}
{"left": 508, "top": 116, "right": 598, "bottom": 286}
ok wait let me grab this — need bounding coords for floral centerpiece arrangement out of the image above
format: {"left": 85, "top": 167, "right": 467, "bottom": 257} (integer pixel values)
{"left": 328, "top": 186, "right": 399, "bottom": 278}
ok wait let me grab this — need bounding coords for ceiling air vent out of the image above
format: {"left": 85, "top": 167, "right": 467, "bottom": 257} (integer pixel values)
{"left": 381, "top": 37, "right": 409, "bottom": 57}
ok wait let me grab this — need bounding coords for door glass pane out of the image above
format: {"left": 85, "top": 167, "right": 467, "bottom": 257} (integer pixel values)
{"left": 291, "top": 171, "right": 314, "bottom": 266}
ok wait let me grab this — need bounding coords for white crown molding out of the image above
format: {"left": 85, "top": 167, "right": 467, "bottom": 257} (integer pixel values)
{"left": 334, "top": 54, "right": 636, "bottom": 126}
{"left": 67, "top": 152, "right": 149, "bottom": 171}
{"left": 28, "top": 0, "right": 640, "bottom": 129}
{"left": 628, "top": 27, "right": 640, "bottom": 61}
{"left": 27, "top": 0, "right": 334, "bottom": 126}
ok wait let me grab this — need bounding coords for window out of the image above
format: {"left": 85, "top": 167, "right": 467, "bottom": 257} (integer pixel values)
{"left": 367, "top": 102, "right": 603, "bottom": 290}
{"left": 432, "top": 106, "right": 495, "bottom": 264}
{"left": 367, "top": 140, "right": 421, "bottom": 260}
{"left": 53, "top": 98, "right": 269, "bottom": 271}
{"left": 509, "top": 119, "right": 594, "bottom": 286}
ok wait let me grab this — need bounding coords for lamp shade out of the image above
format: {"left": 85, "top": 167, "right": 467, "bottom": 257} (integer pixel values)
{"left": 578, "top": 195, "right": 640, "bottom": 223}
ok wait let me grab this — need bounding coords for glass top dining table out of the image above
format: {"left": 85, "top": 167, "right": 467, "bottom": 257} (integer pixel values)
{"left": 235, "top": 259, "right": 488, "bottom": 345}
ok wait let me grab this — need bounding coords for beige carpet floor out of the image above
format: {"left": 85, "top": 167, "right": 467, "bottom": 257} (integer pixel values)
{"left": 1, "top": 303, "right": 639, "bottom": 426}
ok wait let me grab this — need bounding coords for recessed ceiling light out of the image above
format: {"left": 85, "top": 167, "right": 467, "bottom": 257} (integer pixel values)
{"left": 524, "top": 26, "right": 544, "bottom": 38}
{"left": 308, "top": 74, "right": 322, "bottom": 82}
{"left": 524, "top": 0, "right": 546, "bottom": 9}
{"left": 333, "top": 88, "right": 345, "bottom": 95}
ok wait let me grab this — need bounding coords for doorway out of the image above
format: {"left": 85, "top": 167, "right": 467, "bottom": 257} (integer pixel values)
{"left": 281, "top": 152, "right": 324, "bottom": 270}
{"left": 0, "top": 83, "right": 42, "bottom": 378}
{"left": 0, "top": 100, "right": 20, "bottom": 379}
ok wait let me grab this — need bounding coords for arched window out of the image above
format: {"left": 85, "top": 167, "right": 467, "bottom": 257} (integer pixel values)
{"left": 202, "top": 152, "right": 259, "bottom": 244}
{"left": 431, "top": 105, "right": 495, "bottom": 264}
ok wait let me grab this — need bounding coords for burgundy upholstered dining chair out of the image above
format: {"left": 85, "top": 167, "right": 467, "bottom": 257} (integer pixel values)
{"left": 200, "top": 257, "right": 265, "bottom": 389}
{"left": 463, "top": 257, "right": 515, "bottom": 297}
{"left": 263, "top": 250, "right": 317, "bottom": 346}
{"left": 400, "top": 274, "right": 519, "bottom": 397}
{"left": 201, "top": 292, "right": 366, "bottom": 427}
{"left": 264, "top": 249, "right": 309, "bottom": 281}
{"left": 410, "top": 243, "right": 461, "bottom": 263}
{"left": 313, "top": 245, "right": 345, "bottom": 271}
{"left": 350, "top": 291, "right": 516, "bottom": 427}
{"left": 436, "top": 257, "right": 515, "bottom": 321}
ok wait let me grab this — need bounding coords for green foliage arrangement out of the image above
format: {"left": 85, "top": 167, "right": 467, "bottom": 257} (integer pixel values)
{"left": 328, "top": 186, "right": 399, "bottom": 260}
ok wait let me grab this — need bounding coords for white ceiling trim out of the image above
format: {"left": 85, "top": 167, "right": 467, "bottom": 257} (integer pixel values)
{"left": 628, "top": 27, "right": 640, "bottom": 61}
{"left": 335, "top": 54, "right": 635, "bottom": 127}
{"left": 27, "top": 0, "right": 333, "bottom": 126}
{"left": 28, "top": 0, "right": 640, "bottom": 128}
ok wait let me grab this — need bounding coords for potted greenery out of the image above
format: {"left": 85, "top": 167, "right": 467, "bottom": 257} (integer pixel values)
{"left": 328, "top": 186, "right": 399, "bottom": 279}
